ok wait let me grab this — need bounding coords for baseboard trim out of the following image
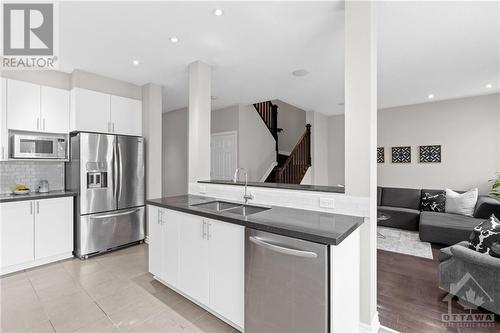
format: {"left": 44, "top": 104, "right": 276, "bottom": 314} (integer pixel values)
{"left": 359, "top": 312, "right": 380, "bottom": 333}
{"left": 1, "top": 252, "right": 73, "bottom": 276}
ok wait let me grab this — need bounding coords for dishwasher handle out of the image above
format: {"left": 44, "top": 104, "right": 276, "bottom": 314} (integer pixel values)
{"left": 249, "top": 236, "right": 318, "bottom": 258}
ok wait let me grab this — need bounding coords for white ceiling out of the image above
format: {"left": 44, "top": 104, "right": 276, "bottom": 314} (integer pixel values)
{"left": 59, "top": 1, "right": 500, "bottom": 115}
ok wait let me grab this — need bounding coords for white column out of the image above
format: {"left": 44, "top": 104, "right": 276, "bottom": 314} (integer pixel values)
{"left": 344, "top": 1, "right": 378, "bottom": 331}
{"left": 142, "top": 83, "right": 163, "bottom": 200}
{"left": 188, "top": 61, "right": 211, "bottom": 185}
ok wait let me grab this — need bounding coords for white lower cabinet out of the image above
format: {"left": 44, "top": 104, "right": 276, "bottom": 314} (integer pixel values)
{"left": 0, "top": 197, "right": 74, "bottom": 275}
{"left": 148, "top": 206, "right": 244, "bottom": 329}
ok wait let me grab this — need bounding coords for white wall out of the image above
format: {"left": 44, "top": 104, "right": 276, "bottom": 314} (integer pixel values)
{"left": 272, "top": 99, "right": 307, "bottom": 153}
{"left": 305, "top": 111, "right": 329, "bottom": 185}
{"left": 378, "top": 93, "right": 500, "bottom": 194}
{"left": 211, "top": 105, "right": 239, "bottom": 134}
{"left": 328, "top": 114, "right": 345, "bottom": 186}
{"left": 162, "top": 108, "right": 188, "bottom": 196}
{"left": 238, "top": 104, "right": 276, "bottom": 182}
{"left": 142, "top": 83, "right": 162, "bottom": 201}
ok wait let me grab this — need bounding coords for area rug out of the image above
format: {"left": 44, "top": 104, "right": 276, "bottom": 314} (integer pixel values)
{"left": 377, "top": 226, "right": 433, "bottom": 259}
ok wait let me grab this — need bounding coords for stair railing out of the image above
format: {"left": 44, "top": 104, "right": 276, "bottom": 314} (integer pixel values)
{"left": 275, "top": 124, "right": 311, "bottom": 184}
{"left": 253, "top": 101, "right": 280, "bottom": 161}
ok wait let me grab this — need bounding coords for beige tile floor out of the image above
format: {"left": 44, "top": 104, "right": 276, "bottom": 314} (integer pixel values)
{"left": 0, "top": 244, "right": 237, "bottom": 333}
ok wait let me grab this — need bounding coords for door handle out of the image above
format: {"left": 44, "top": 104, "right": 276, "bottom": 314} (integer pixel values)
{"left": 202, "top": 221, "right": 207, "bottom": 239}
{"left": 89, "top": 208, "right": 140, "bottom": 219}
{"left": 37, "top": 118, "right": 40, "bottom": 130}
{"left": 249, "top": 236, "right": 318, "bottom": 258}
{"left": 30, "top": 202, "right": 33, "bottom": 215}
{"left": 43, "top": 118, "right": 46, "bottom": 131}
{"left": 36, "top": 201, "right": 39, "bottom": 214}
{"left": 112, "top": 122, "right": 115, "bottom": 132}
{"left": 207, "top": 222, "right": 212, "bottom": 240}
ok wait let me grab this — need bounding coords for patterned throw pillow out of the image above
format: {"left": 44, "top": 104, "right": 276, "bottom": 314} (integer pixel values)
{"left": 468, "top": 214, "right": 500, "bottom": 254}
{"left": 420, "top": 191, "right": 446, "bottom": 212}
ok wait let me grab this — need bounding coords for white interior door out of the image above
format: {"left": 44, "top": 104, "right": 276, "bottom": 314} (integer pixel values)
{"left": 211, "top": 132, "right": 237, "bottom": 180}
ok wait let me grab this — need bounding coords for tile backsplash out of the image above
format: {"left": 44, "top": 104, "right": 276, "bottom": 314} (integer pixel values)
{"left": 0, "top": 161, "right": 65, "bottom": 194}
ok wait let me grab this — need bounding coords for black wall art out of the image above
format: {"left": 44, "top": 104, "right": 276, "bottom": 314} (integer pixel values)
{"left": 419, "top": 145, "right": 441, "bottom": 163}
{"left": 377, "top": 147, "right": 385, "bottom": 163}
{"left": 392, "top": 146, "right": 411, "bottom": 163}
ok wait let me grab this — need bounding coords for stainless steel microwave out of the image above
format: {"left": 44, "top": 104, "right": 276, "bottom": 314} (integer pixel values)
{"left": 10, "top": 134, "right": 67, "bottom": 159}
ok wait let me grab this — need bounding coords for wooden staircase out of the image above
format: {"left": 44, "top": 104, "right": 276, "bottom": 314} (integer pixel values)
{"left": 253, "top": 101, "right": 311, "bottom": 184}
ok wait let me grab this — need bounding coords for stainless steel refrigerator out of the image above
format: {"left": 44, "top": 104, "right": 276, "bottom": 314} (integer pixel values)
{"left": 66, "top": 132, "right": 145, "bottom": 259}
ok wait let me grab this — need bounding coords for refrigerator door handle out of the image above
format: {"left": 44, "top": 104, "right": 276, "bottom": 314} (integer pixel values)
{"left": 112, "top": 139, "right": 119, "bottom": 203}
{"left": 89, "top": 208, "right": 141, "bottom": 219}
{"left": 116, "top": 141, "right": 122, "bottom": 204}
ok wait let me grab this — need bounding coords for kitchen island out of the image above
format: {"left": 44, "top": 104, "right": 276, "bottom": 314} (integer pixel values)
{"left": 147, "top": 195, "right": 364, "bottom": 333}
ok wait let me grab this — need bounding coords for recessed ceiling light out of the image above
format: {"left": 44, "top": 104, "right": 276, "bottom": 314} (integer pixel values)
{"left": 428, "top": 94, "right": 435, "bottom": 99}
{"left": 485, "top": 84, "right": 492, "bottom": 89}
{"left": 132, "top": 60, "right": 140, "bottom": 66}
{"left": 169, "top": 36, "right": 179, "bottom": 43}
{"left": 292, "top": 69, "right": 309, "bottom": 77}
{"left": 213, "top": 9, "right": 223, "bottom": 16}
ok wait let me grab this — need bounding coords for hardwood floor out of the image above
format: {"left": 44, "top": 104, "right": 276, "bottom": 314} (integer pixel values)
{"left": 378, "top": 246, "right": 500, "bottom": 333}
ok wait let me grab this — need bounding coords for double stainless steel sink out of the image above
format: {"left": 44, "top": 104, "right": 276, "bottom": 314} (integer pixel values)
{"left": 191, "top": 200, "right": 270, "bottom": 217}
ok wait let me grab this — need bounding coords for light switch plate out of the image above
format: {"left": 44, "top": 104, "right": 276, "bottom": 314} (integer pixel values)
{"left": 319, "top": 197, "right": 335, "bottom": 209}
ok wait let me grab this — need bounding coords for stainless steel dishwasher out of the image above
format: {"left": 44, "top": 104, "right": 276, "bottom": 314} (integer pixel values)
{"left": 245, "top": 228, "right": 328, "bottom": 333}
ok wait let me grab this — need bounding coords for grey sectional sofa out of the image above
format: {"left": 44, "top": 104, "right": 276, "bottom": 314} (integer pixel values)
{"left": 377, "top": 187, "right": 500, "bottom": 246}
{"left": 439, "top": 241, "right": 500, "bottom": 315}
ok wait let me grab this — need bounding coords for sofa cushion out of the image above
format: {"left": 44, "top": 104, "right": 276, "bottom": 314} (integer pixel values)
{"left": 380, "top": 187, "right": 421, "bottom": 210}
{"left": 420, "top": 189, "right": 446, "bottom": 212}
{"left": 419, "top": 211, "right": 484, "bottom": 246}
{"left": 378, "top": 206, "right": 420, "bottom": 231}
{"left": 468, "top": 214, "right": 500, "bottom": 254}
{"left": 474, "top": 195, "right": 500, "bottom": 220}
{"left": 445, "top": 188, "right": 478, "bottom": 216}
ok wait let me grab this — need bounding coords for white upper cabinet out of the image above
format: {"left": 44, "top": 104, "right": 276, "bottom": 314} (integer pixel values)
{"left": 7, "top": 79, "right": 41, "bottom": 132}
{"left": 41, "top": 86, "right": 70, "bottom": 133}
{"left": 111, "top": 95, "right": 142, "bottom": 136}
{"left": 5, "top": 79, "right": 70, "bottom": 134}
{"left": 0, "top": 79, "right": 8, "bottom": 161}
{"left": 71, "top": 88, "right": 111, "bottom": 133}
{"left": 71, "top": 88, "right": 142, "bottom": 136}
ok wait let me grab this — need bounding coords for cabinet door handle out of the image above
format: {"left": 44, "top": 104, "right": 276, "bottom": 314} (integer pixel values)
{"left": 207, "top": 222, "right": 212, "bottom": 240}
{"left": 37, "top": 201, "right": 39, "bottom": 214}
{"left": 37, "top": 118, "right": 40, "bottom": 130}
{"left": 1, "top": 146, "right": 4, "bottom": 160}
{"left": 112, "top": 122, "right": 115, "bottom": 132}
{"left": 30, "top": 202, "right": 33, "bottom": 215}
{"left": 43, "top": 118, "right": 46, "bottom": 131}
{"left": 202, "top": 221, "right": 207, "bottom": 239}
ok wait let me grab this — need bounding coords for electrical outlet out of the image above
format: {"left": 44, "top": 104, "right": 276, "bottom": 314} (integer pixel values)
{"left": 319, "top": 197, "right": 335, "bottom": 209}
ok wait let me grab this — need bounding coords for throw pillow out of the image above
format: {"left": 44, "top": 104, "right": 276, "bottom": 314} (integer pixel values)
{"left": 468, "top": 214, "right": 500, "bottom": 254}
{"left": 445, "top": 188, "right": 478, "bottom": 216}
{"left": 490, "top": 242, "right": 500, "bottom": 259}
{"left": 420, "top": 191, "right": 446, "bottom": 212}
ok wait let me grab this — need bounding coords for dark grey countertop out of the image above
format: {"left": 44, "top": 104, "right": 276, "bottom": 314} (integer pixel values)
{"left": 198, "top": 180, "right": 345, "bottom": 193}
{"left": 147, "top": 195, "right": 364, "bottom": 245}
{"left": 0, "top": 190, "right": 78, "bottom": 203}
